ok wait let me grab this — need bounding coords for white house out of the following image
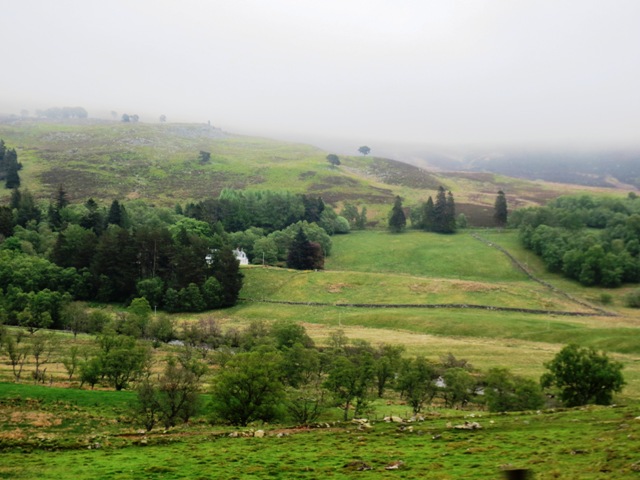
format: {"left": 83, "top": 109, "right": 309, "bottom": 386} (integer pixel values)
{"left": 233, "top": 248, "right": 249, "bottom": 265}
{"left": 205, "top": 248, "right": 249, "bottom": 266}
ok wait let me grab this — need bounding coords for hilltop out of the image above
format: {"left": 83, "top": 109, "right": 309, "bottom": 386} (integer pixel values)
{"left": 0, "top": 119, "right": 626, "bottom": 226}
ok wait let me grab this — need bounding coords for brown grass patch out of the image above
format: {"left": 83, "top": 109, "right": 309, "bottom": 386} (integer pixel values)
{"left": 9, "top": 411, "right": 63, "bottom": 428}
{"left": 0, "top": 428, "right": 26, "bottom": 441}
{"left": 327, "top": 283, "right": 350, "bottom": 294}
{"left": 409, "top": 280, "right": 500, "bottom": 294}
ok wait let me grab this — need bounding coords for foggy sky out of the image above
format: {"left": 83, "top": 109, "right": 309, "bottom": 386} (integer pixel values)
{"left": 3, "top": 0, "right": 640, "bottom": 149}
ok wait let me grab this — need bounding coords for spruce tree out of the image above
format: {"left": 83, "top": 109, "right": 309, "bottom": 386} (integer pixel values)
{"left": 422, "top": 196, "right": 435, "bottom": 232}
{"left": 445, "top": 190, "right": 457, "bottom": 233}
{"left": 433, "top": 186, "right": 447, "bottom": 233}
{"left": 287, "top": 227, "right": 317, "bottom": 270}
{"left": 388, "top": 196, "right": 406, "bottom": 233}
{"left": 494, "top": 190, "right": 508, "bottom": 227}
{"left": 106, "top": 199, "right": 127, "bottom": 228}
{"left": 4, "top": 149, "right": 20, "bottom": 189}
{"left": 210, "top": 247, "right": 244, "bottom": 307}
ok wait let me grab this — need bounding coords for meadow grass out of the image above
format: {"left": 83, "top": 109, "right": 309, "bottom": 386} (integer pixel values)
{"left": 1, "top": 405, "right": 639, "bottom": 479}
{"left": 326, "top": 230, "right": 529, "bottom": 281}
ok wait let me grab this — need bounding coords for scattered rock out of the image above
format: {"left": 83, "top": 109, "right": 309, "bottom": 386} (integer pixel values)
{"left": 384, "top": 415, "right": 404, "bottom": 423}
{"left": 385, "top": 460, "right": 405, "bottom": 470}
{"left": 344, "top": 460, "right": 372, "bottom": 471}
{"left": 454, "top": 421, "right": 482, "bottom": 430}
{"left": 254, "top": 430, "right": 265, "bottom": 438}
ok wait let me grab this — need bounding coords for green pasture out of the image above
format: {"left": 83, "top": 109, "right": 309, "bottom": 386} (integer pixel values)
{"left": 1, "top": 405, "right": 639, "bottom": 479}
{"left": 326, "top": 230, "right": 531, "bottom": 281}
{"left": 0, "top": 383, "right": 134, "bottom": 411}
{"left": 241, "top": 267, "right": 581, "bottom": 311}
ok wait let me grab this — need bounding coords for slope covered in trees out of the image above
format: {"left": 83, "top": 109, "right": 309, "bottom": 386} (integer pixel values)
{"left": 512, "top": 194, "right": 640, "bottom": 287}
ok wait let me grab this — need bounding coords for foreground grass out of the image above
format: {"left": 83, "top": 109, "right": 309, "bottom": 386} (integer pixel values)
{"left": 1, "top": 387, "right": 639, "bottom": 480}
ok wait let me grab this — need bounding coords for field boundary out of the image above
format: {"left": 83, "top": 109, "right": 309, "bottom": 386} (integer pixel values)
{"left": 239, "top": 298, "right": 605, "bottom": 317}
{"left": 471, "top": 233, "right": 616, "bottom": 317}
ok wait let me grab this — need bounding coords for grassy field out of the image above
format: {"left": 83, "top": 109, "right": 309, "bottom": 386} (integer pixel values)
{"left": 231, "top": 228, "right": 640, "bottom": 401}
{"left": 1, "top": 382, "right": 639, "bottom": 479}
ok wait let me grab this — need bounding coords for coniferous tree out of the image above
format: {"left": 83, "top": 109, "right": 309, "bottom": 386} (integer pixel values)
{"left": 209, "top": 246, "right": 244, "bottom": 307}
{"left": 494, "top": 190, "right": 508, "bottom": 227}
{"left": 80, "top": 198, "right": 104, "bottom": 235}
{"left": 14, "top": 189, "right": 41, "bottom": 226}
{"left": 0, "top": 205, "right": 14, "bottom": 238}
{"left": 422, "top": 196, "right": 435, "bottom": 232}
{"left": 445, "top": 190, "right": 457, "bottom": 233}
{"left": 4, "top": 149, "right": 21, "bottom": 189}
{"left": 10, "top": 188, "right": 21, "bottom": 209}
{"left": 433, "top": 186, "right": 448, "bottom": 232}
{"left": 287, "top": 227, "right": 317, "bottom": 270}
{"left": 106, "top": 199, "right": 128, "bottom": 228}
{"left": 388, "top": 196, "right": 406, "bottom": 233}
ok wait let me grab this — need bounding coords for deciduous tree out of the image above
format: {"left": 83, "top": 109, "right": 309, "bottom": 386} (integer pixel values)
{"left": 541, "top": 344, "right": 624, "bottom": 406}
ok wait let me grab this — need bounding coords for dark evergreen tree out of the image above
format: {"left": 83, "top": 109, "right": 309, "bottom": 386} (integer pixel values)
{"left": 170, "top": 232, "right": 209, "bottom": 289}
{"left": 445, "top": 190, "right": 457, "bottom": 233}
{"left": 422, "top": 196, "right": 435, "bottom": 232}
{"left": 433, "top": 186, "right": 447, "bottom": 232}
{"left": 106, "top": 199, "right": 127, "bottom": 228}
{"left": 209, "top": 246, "right": 244, "bottom": 307}
{"left": 9, "top": 188, "right": 21, "bottom": 209}
{"left": 91, "top": 225, "right": 138, "bottom": 301}
{"left": 14, "top": 190, "right": 41, "bottom": 226}
{"left": 4, "top": 149, "right": 21, "bottom": 189}
{"left": 388, "top": 196, "right": 406, "bottom": 233}
{"left": 494, "top": 190, "right": 508, "bottom": 227}
{"left": 48, "top": 186, "right": 69, "bottom": 230}
{"left": 0, "top": 206, "right": 14, "bottom": 238}
{"left": 80, "top": 198, "right": 104, "bottom": 235}
{"left": 432, "top": 187, "right": 456, "bottom": 233}
{"left": 302, "top": 195, "right": 325, "bottom": 224}
{"left": 287, "top": 227, "right": 317, "bottom": 270}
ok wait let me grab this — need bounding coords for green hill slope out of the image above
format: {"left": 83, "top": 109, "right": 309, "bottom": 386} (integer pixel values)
{"left": 0, "top": 119, "right": 623, "bottom": 226}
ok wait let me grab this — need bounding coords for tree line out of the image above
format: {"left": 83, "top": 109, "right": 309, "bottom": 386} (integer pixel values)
{"left": 0, "top": 320, "right": 624, "bottom": 430}
{"left": 511, "top": 193, "right": 640, "bottom": 293}
{"left": 390, "top": 186, "right": 458, "bottom": 233}
{"left": 0, "top": 183, "right": 369, "bottom": 328}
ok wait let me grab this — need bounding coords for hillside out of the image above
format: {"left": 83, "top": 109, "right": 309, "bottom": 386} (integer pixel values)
{"left": 0, "top": 119, "right": 626, "bottom": 226}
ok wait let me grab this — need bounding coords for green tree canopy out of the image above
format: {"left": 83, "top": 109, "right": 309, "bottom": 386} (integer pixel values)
{"left": 541, "top": 344, "right": 625, "bottom": 407}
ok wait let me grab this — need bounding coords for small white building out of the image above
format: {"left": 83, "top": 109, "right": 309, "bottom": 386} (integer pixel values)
{"left": 205, "top": 248, "right": 249, "bottom": 266}
{"left": 233, "top": 248, "right": 249, "bottom": 265}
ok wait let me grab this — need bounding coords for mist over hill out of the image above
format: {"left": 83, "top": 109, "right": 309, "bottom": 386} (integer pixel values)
{"left": 353, "top": 141, "right": 640, "bottom": 190}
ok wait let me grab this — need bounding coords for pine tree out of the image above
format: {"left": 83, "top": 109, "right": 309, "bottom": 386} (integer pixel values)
{"left": 422, "top": 196, "right": 435, "bottom": 232}
{"left": 388, "top": 196, "right": 406, "bottom": 233}
{"left": 106, "top": 199, "right": 127, "bottom": 228}
{"left": 494, "top": 190, "right": 508, "bottom": 227}
{"left": 4, "top": 149, "right": 21, "bottom": 189}
{"left": 445, "top": 191, "right": 457, "bottom": 233}
{"left": 433, "top": 186, "right": 447, "bottom": 233}
{"left": 287, "top": 227, "right": 317, "bottom": 270}
{"left": 210, "top": 247, "right": 244, "bottom": 307}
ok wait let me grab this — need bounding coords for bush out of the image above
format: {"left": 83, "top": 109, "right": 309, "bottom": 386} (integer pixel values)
{"left": 625, "top": 289, "right": 640, "bottom": 308}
